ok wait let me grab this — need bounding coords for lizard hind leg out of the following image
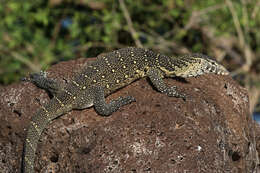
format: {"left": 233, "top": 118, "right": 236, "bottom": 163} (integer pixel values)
{"left": 147, "top": 68, "right": 186, "bottom": 99}
{"left": 92, "top": 86, "right": 136, "bottom": 116}
{"left": 22, "top": 71, "right": 64, "bottom": 96}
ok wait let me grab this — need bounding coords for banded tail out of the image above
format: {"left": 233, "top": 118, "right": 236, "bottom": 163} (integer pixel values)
{"left": 22, "top": 97, "right": 71, "bottom": 173}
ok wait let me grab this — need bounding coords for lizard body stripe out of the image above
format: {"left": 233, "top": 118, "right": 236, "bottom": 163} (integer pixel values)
{"left": 31, "top": 122, "right": 40, "bottom": 135}
{"left": 54, "top": 96, "right": 64, "bottom": 107}
{"left": 72, "top": 80, "right": 80, "bottom": 87}
{"left": 63, "top": 89, "right": 73, "bottom": 96}
{"left": 26, "top": 139, "right": 35, "bottom": 151}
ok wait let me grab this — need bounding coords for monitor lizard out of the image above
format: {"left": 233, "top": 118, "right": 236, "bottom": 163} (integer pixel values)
{"left": 22, "top": 47, "right": 229, "bottom": 173}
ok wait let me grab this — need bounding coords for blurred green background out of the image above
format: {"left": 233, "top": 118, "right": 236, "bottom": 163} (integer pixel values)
{"left": 0, "top": 0, "right": 259, "bottom": 115}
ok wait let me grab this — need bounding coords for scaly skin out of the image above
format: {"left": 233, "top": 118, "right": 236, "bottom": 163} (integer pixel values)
{"left": 22, "top": 47, "right": 229, "bottom": 173}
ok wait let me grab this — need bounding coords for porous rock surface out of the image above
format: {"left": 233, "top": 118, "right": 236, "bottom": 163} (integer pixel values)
{"left": 0, "top": 57, "right": 258, "bottom": 173}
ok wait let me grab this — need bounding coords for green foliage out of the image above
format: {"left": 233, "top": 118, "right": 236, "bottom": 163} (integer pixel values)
{"left": 0, "top": 0, "right": 259, "bottom": 85}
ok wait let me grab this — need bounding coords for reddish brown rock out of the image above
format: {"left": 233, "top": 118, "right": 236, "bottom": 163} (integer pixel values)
{"left": 0, "top": 58, "right": 258, "bottom": 173}
{"left": 254, "top": 122, "right": 260, "bottom": 171}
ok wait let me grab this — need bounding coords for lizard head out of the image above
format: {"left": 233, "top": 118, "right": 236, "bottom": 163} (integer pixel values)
{"left": 171, "top": 54, "right": 229, "bottom": 78}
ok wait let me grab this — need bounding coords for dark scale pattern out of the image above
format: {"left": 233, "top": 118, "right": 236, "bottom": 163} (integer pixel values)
{"left": 157, "top": 54, "right": 177, "bottom": 73}
{"left": 23, "top": 98, "right": 71, "bottom": 173}
{"left": 22, "top": 47, "right": 229, "bottom": 173}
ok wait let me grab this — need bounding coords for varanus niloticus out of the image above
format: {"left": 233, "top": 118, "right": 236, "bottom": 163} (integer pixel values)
{"left": 22, "top": 47, "right": 229, "bottom": 173}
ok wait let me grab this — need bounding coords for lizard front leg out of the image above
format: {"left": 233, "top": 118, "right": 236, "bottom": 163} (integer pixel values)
{"left": 93, "top": 86, "right": 136, "bottom": 116}
{"left": 147, "top": 68, "right": 186, "bottom": 99}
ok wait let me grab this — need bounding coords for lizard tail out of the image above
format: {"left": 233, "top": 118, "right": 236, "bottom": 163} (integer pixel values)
{"left": 22, "top": 97, "right": 71, "bottom": 173}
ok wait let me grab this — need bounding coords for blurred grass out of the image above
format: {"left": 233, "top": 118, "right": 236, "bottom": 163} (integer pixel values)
{"left": 0, "top": 0, "right": 259, "bottom": 113}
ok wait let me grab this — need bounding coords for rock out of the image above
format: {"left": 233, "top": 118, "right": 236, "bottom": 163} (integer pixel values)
{"left": 0, "top": 57, "right": 258, "bottom": 172}
{"left": 254, "top": 122, "right": 260, "bottom": 171}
